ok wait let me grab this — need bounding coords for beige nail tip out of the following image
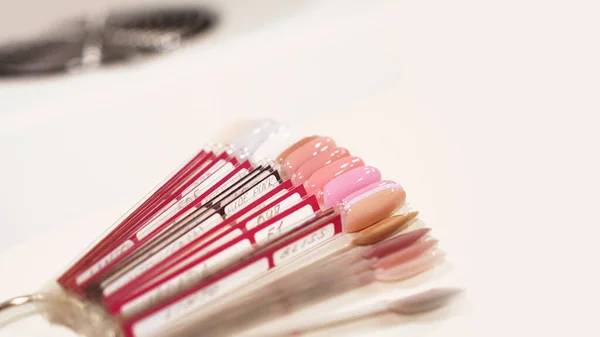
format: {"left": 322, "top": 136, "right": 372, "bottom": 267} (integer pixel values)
{"left": 344, "top": 186, "right": 407, "bottom": 233}
{"left": 352, "top": 211, "right": 419, "bottom": 246}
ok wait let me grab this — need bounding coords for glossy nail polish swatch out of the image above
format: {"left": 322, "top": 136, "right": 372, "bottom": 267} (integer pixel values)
{"left": 276, "top": 136, "right": 320, "bottom": 164}
{"left": 363, "top": 227, "right": 431, "bottom": 259}
{"left": 353, "top": 211, "right": 419, "bottom": 246}
{"left": 321, "top": 166, "right": 381, "bottom": 207}
{"left": 280, "top": 137, "right": 336, "bottom": 178}
{"left": 303, "top": 156, "right": 365, "bottom": 196}
{"left": 375, "top": 249, "right": 445, "bottom": 282}
{"left": 291, "top": 147, "right": 350, "bottom": 186}
{"left": 340, "top": 180, "right": 406, "bottom": 233}
{"left": 373, "top": 239, "right": 438, "bottom": 269}
{"left": 230, "top": 119, "right": 282, "bottom": 156}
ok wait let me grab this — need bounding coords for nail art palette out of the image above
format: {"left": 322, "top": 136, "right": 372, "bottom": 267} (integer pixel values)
{"left": 0, "top": 119, "right": 460, "bottom": 337}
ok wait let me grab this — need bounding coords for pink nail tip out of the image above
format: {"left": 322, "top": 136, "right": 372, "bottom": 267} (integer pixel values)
{"left": 303, "top": 156, "right": 365, "bottom": 196}
{"left": 291, "top": 147, "right": 350, "bottom": 186}
{"left": 321, "top": 166, "right": 382, "bottom": 207}
{"left": 363, "top": 228, "right": 432, "bottom": 259}
{"left": 374, "top": 250, "right": 445, "bottom": 282}
{"left": 373, "top": 239, "right": 438, "bottom": 269}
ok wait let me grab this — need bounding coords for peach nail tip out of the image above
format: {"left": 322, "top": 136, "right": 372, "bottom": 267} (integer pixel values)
{"left": 281, "top": 136, "right": 336, "bottom": 178}
{"left": 342, "top": 180, "right": 407, "bottom": 233}
{"left": 352, "top": 212, "right": 419, "bottom": 246}
{"left": 276, "top": 135, "right": 320, "bottom": 164}
{"left": 342, "top": 180, "right": 405, "bottom": 208}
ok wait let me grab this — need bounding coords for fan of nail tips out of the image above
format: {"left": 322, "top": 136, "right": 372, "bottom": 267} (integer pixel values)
{"left": 0, "top": 7, "right": 218, "bottom": 76}
{"left": 0, "top": 119, "right": 461, "bottom": 337}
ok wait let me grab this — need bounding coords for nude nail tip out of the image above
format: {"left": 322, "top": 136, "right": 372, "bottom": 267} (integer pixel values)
{"left": 342, "top": 180, "right": 403, "bottom": 208}
{"left": 374, "top": 239, "right": 439, "bottom": 269}
{"left": 276, "top": 136, "right": 319, "bottom": 164}
{"left": 281, "top": 137, "right": 336, "bottom": 178}
{"left": 362, "top": 227, "right": 431, "bottom": 259}
{"left": 374, "top": 250, "right": 445, "bottom": 282}
{"left": 342, "top": 181, "right": 406, "bottom": 233}
{"left": 353, "top": 211, "right": 419, "bottom": 246}
{"left": 322, "top": 166, "right": 382, "bottom": 207}
{"left": 291, "top": 147, "right": 350, "bottom": 186}
{"left": 389, "top": 288, "right": 464, "bottom": 314}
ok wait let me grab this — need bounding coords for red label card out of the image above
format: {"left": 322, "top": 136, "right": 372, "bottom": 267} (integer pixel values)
{"left": 70, "top": 157, "right": 249, "bottom": 290}
{"left": 58, "top": 150, "right": 213, "bottom": 287}
{"left": 123, "top": 213, "right": 343, "bottom": 337}
{"left": 107, "top": 190, "right": 317, "bottom": 317}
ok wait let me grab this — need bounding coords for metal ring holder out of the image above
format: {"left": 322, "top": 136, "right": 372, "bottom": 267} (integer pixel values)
{"left": 0, "top": 290, "right": 122, "bottom": 336}
{"left": 0, "top": 10, "right": 219, "bottom": 332}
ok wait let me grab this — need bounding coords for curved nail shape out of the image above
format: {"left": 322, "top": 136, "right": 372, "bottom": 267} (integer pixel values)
{"left": 363, "top": 227, "right": 430, "bottom": 259}
{"left": 230, "top": 119, "right": 282, "bottom": 156}
{"left": 252, "top": 126, "right": 292, "bottom": 161}
{"left": 321, "top": 166, "right": 382, "bottom": 207}
{"left": 375, "top": 249, "right": 445, "bottom": 282}
{"left": 276, "top": 136, "right": 320, "bottom": 164}
{"left": 281, "top": 137, "right": 336, "bottom": 178}
{"left": 339, "top": 180, "right": 406, "bottom": 233}
{"left": 373, "top": 239, "right": 438, "bottom": 269}
{"left": 304, "top": 156, "right": 365, "bottom": 196}
{"left": 291, "top": 147, "right": 350, "bottom": 186}
{"left": 353, "top": 211, "right": 419, "bottom": 246}
{"left": 388, "top": 287, "right": 464, "bottom": 314}
{"left": 212, "top": 119, "right": 256, "bottom": 145}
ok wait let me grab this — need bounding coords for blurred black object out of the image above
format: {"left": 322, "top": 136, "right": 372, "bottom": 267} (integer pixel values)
{"left": 0, "top": 40, "right": 85, "bottom": 76}
{"left": 0, "top": 7, "right": 218, "bottom": 77}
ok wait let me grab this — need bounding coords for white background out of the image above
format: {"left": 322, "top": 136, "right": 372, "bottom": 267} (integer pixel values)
{"left": 1, "top": 0, "right": 599, "bottom": 336}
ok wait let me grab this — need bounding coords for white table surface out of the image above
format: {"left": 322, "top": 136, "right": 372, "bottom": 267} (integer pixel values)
{"left": 1, "top": 0, "right": 598, "bottom": 336}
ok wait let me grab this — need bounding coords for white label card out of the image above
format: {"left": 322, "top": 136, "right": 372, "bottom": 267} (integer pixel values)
{"left": 103, "top": 213, "right": 223, "bottom": 296}
{"left": 254, "top": 204, "right": 316, "bottom": 245}
{"left": 245, "top": 193, "right": 302, "bottom": 230}
{"left": 234, "top": 188, "right": 288, "bottom": 225}
{"left": 132, "top": 258, "right": 269, "bottom": 337}
{"left": 201, "top": 168, "right": 249, "bottom": 204}
{"left": 180, "top": 159, "right": 226, "bottom": 196}
{"left": 273, "top": 223, "right": 336, "bottom": 266}
{"left": 121, "top": 236, "right": 251, "bottom": 318}
{"left": 136, "top": 162, "right": 234, "bottom": 240}
{"left": 76, "top": 240, "right": 134, "bottom": 285}
{"left": 224, "top": 174, "right": 280, "bottom": 216}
